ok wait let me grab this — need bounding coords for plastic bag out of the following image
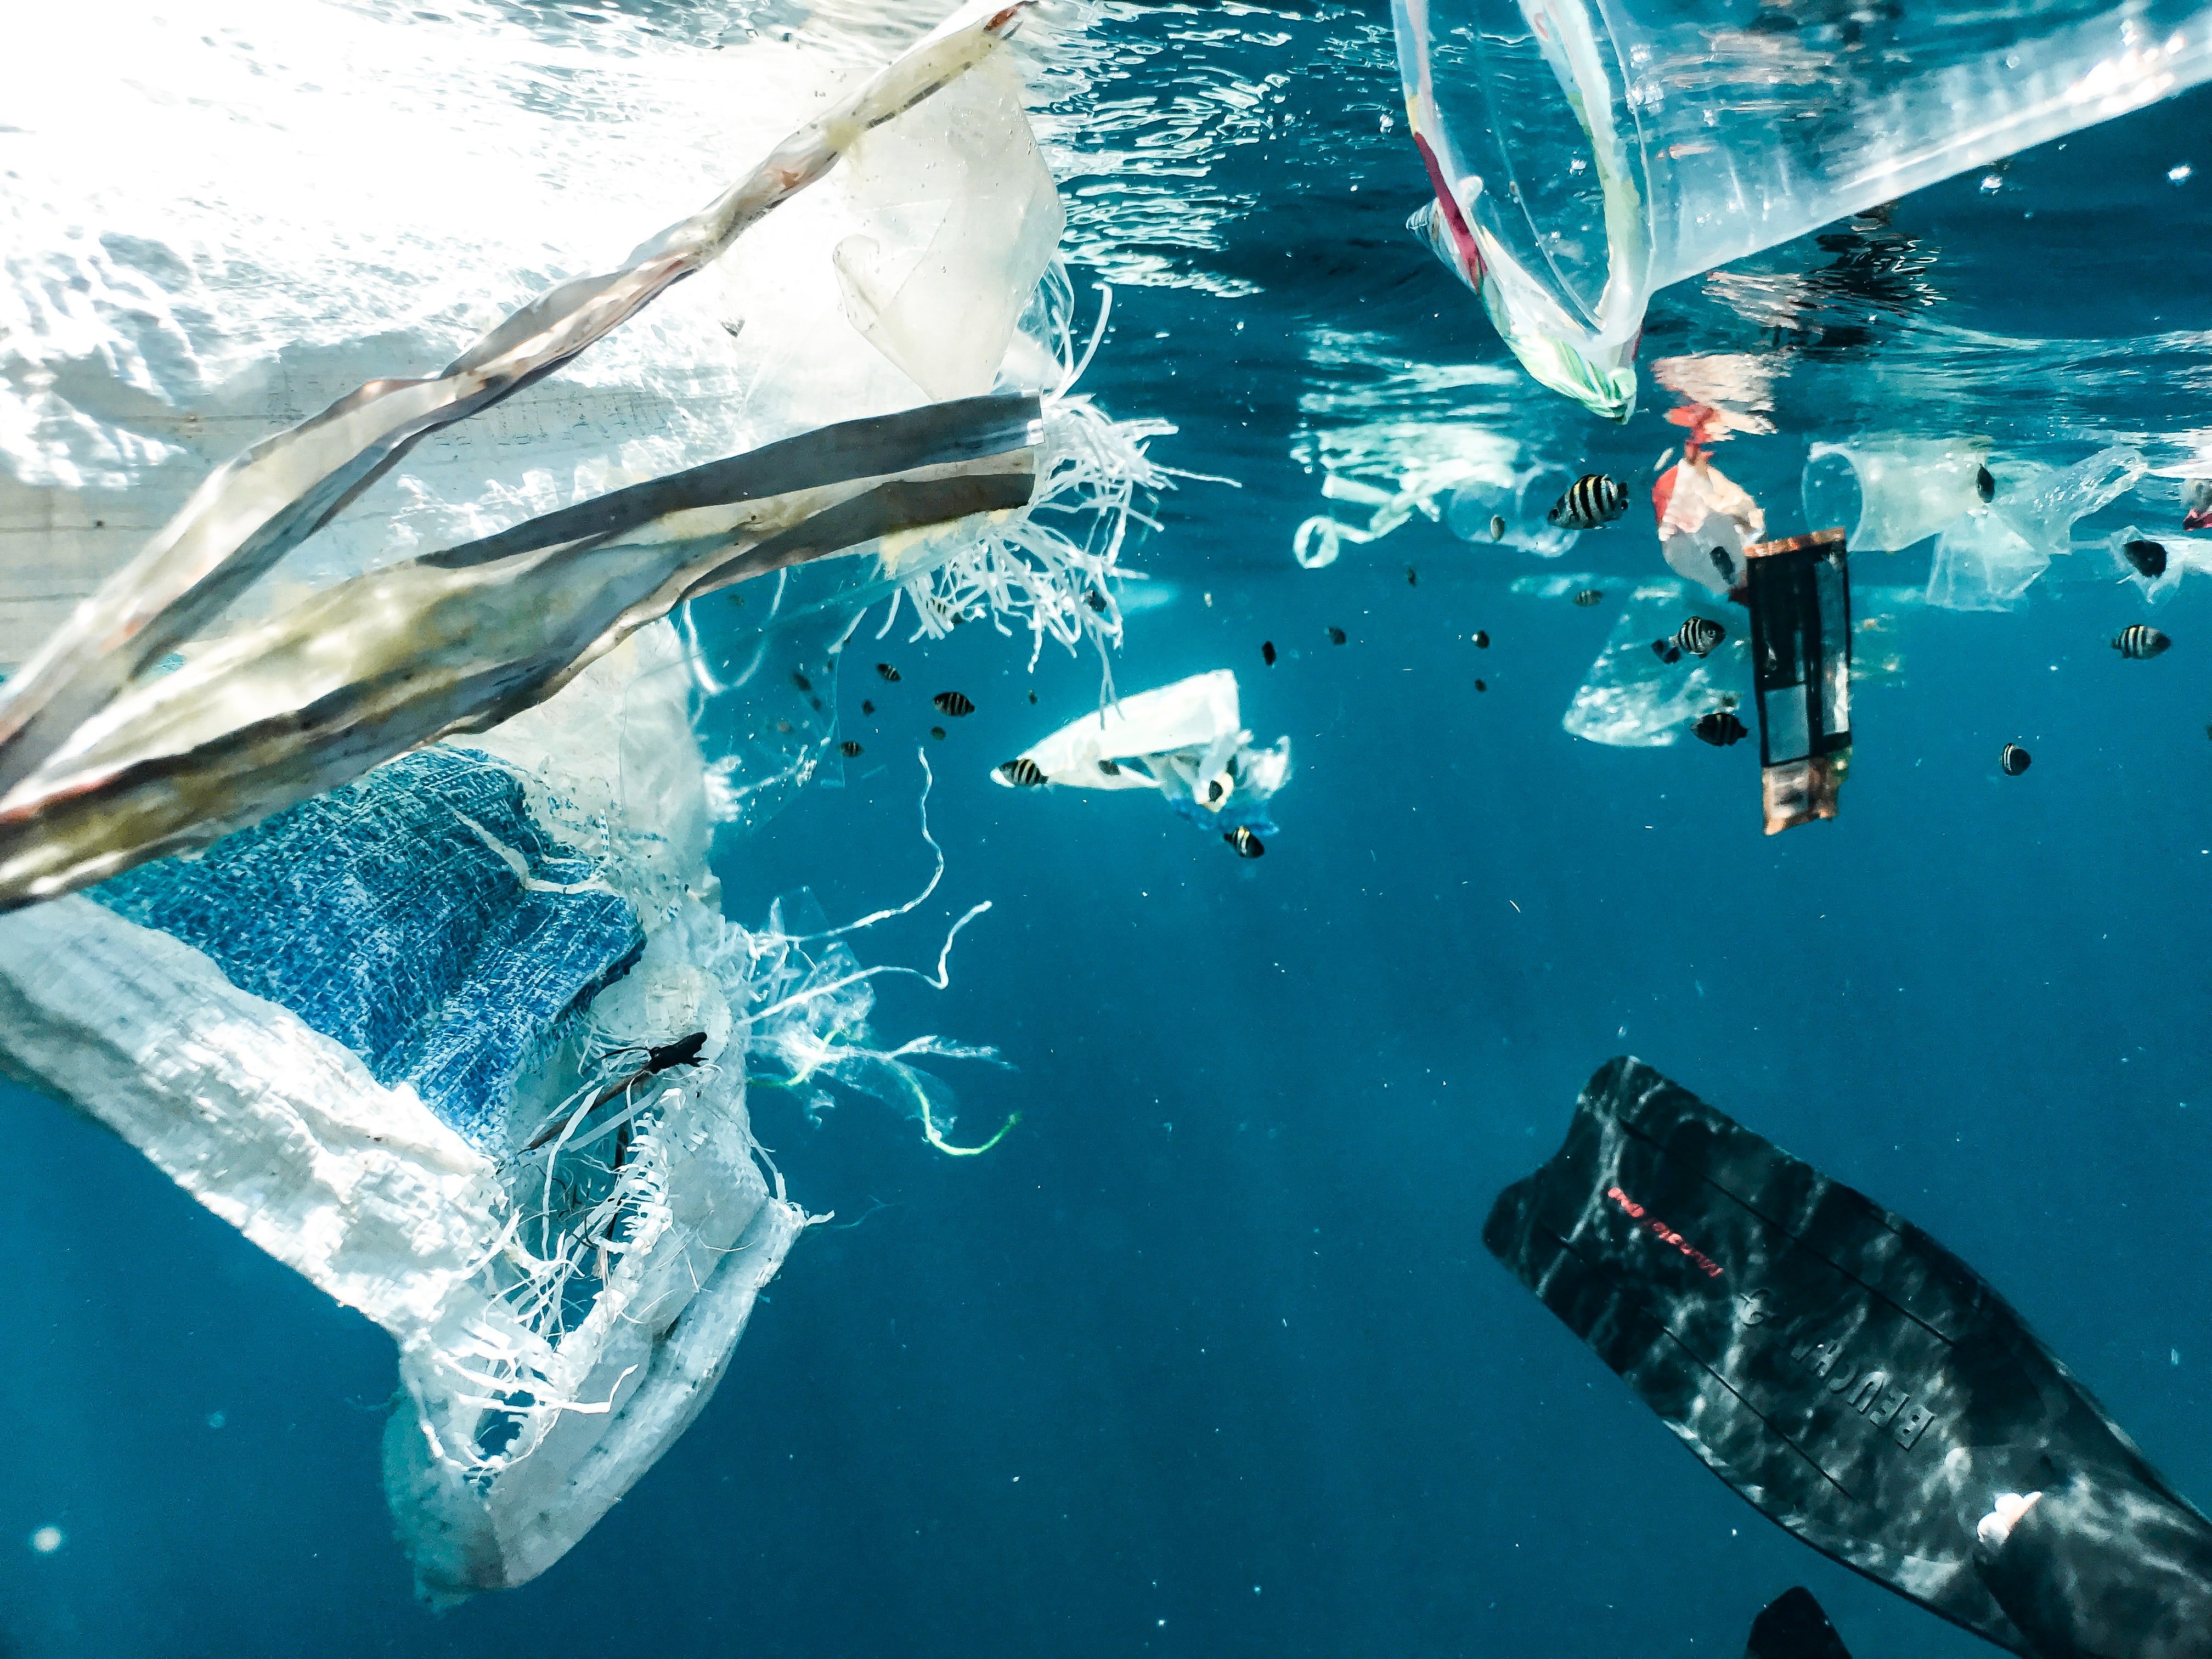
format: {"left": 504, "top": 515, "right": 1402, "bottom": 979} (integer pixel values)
{"left": 996, "top": 669, "right": 1291, "bottom": 834}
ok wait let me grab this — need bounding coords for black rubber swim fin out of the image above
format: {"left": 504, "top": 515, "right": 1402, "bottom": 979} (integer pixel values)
{"left": 1746, "top": 1588, "right": 1852, "bottom": 1659}
{"left": 1485, "top": 1057, "right": 2212, "bottom": 1659}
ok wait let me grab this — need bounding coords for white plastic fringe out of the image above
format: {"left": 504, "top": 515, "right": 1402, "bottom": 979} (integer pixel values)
{"left": 894, "top": 270, "right": 1178, "bottom": 669}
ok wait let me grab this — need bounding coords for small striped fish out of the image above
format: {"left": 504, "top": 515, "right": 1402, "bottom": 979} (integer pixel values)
{"left": 998, "top": 758, "right": 1046, "bottom": 787}
{"left": 2000, "top": 743, "right": 2031, "bottom": 776}
{"left": 1652, "top": 616, "right": 1726, "bottom": 663}
{"left": 2113, "top": 624, "right": 2171, "bottom": 659}
{"left": 1224, "top": 826, "right": 1265, "bottom": 859}
{"left": 839, "top": 740, "right": 864, "bottom": 757}
{"left": 933, "top": 690, "right": 975, "bottom": 716}
{"left": 876, "top": 662, "right": 900, "bottom": 682}
{"left": 1694, "top": 710, "right": 1748, "bottom": 747}
{"left": 1261, "top": 641, "right": 1277, "bottom": 667}
{"left": 1547, "top": 473, "right": 1629, "bottom": 530}
{"left": 1572, "top": 589, "right": 1603, "bottom": 608}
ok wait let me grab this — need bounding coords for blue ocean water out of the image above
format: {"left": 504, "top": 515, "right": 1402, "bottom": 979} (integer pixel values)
{"left": 5, "top": 3, "right": 2212, "bottom": 1656}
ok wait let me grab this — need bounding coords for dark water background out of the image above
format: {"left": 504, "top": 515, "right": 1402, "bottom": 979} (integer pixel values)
{"left": 5, "top": 4, "right": 2212, "bottom": 1655}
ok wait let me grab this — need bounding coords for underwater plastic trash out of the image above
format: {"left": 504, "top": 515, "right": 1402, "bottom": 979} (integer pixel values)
{"left": 0, "top": 624, "right": 1009, "bottom": 1599}
{"left": 1746, "top": 531, "right": 1852, "bottom": 835}
{"left": 1654, "top": 450, "right": 1764, "bottom": 597}
{"left": 1293, "top": 473, "right": 1450, "bottom": 569}
{"left": 834, "top": 56, "right": 1066, "bottom": 400}
{"left": 1562, "top": 579, "right": 1748, "bottom": 747}
{"left": 1443, "top": 464, "right": 1581, "bottom": 556}
{"left": 1392, "top": 0, "right": 2212, "bottom": 418}
{"left": 0, "top": 628, "right": 785, "bottom": 1598}
{"left": 0, "top": 393, "right": 1046, "bottom": 911}
{"left": 2113, "top": 525, "right": 2212, "bottom": 604}
{"left": 1925, "top": 510, "right": 2049, "bottom": 612}
{"left": 994, "top": 669, "right": 1291, "bottom": 837}
{"left": 1922, "top": 445, "right": 2145, "bottom": 610}
{"left": 1801, "top": 440, "right": 1992, "bottom": 554}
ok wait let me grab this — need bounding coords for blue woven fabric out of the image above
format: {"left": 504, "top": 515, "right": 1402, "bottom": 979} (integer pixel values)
{"left": 91, "top": 747, "right": 642, "bottom": 1149}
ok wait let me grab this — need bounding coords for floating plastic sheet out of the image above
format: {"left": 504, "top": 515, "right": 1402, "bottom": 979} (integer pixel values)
{"left": 1390, "top": 0, "right": 2212, "bottom": 418}
{"left": 1561, "top": 580, "right": 1747, "bottom": 748}
{"left": 1746, "top": 531, "right": 1853, "bottom": 836}
{"left": 0, "top": 0, "right": 1128, "bottom": 1603}
{"left": 0, "top": 622, "right": 1011, "bottom": 1599}
{"left": 1444, "top": 464, "right": 1579, "bottom": 557}
{"left": 996, "top": 669, "right": 1291, "bottom": 835}
{"left": 1803, "top": 439, "right": 1991, "bottom": 554}
{"left": 1654, "top": 452, "right": 1765, "bottom": 599}
{"left": 2113, "top": 526, "right": 2212, "bottom": 605}
{"left": 1923, "top": 445, "right": 2145, "bottom": 611}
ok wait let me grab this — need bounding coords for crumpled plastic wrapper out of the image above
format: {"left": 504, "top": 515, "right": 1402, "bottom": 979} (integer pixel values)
{"left": 996, "top": 668, "right": 1290, "bottom": 833}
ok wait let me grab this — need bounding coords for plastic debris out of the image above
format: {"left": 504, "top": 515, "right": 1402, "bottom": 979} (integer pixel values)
{"left": 833, "top": 56, "right": 1066, "bottom": 401}
{"left": 1562, "top": 580, "right": 1749, "bottom": 748}
{"left": 1925, "top": 447, "right": 2144, "bottom": 611}
{"left": 0, "top": 623, "right": 971, "bottom": 1598}
{"left": 1654, "top": 451, "right": 1765, "bottom": 597}
{"left": 1802, "top": 439, "right": 1991, "bottom": 554}
{"left": 1445, "top": 465, "right": 1581, "bottom": 557}
{"left": 2114, "top": 525, "right": 2212, "bottom": 604}
{"left": 994, "top": 670, "right": 1291, "bottom": 838}
{"left": 1746, "top": 531, "right": 1853, "bottom": 835}
{"left": 1391, "top": 0, "right": 2212, "bottom": 417}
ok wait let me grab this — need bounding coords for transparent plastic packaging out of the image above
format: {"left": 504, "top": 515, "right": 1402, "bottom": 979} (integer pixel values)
{"left": 1394, "top": 0, "right": 2212, "bottom": 416}
{"left": 1444, "top": 464, "right": 1581, "bottom": 556}
{"left": 1802, "top": 440, "right": 1991, "bottom": 554}
{"left": 1923, "top": 446, "right": 2144, "bottom": 610}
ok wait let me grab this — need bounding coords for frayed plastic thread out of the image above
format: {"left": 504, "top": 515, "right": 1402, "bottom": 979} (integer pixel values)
{"left": 893, "top": 278, "right": 1178, "bottom": 670}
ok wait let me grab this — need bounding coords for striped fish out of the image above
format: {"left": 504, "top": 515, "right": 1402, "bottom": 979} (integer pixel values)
{"left": 933, "top": 690, "right": 975, "bottom": 716}
{"left": 1572, "top": 589, "right": 1603, "bottom": 608}
{"left": 1547, "top": 473, "right": 1629, "bottom": 530}
{"left": 998, "top": 758, "right": 1046, "bottom": 787}
{"left": 876, "top": 662, "right": 900, "bottom": 682}
{"left": 2000, "top": 743, "right": 2031, "bottom": 776}
{"left": 839, "top": 740, "right": 864, "bottom": 757}
{"left": 1652, "top": 616, "right": 1725, "bottom": 664}
{"left": 1694, "top": 710, "right": 1748, "bottom": 747}
{"left": 2113, "top": 624, "right": 2171, "bottom": 659}
{"left": 1224, "top": 826, "right": 1265, "bottom": 859}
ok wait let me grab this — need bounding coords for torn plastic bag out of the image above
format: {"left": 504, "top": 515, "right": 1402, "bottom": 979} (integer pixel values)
{"left": 1444, "top": 463, "right": 1581, "bottom": 557}
{"left": 1925, "top": 510, "right": 2047, "bottom": 613}
{"left": 1654, "top": 453, "right": 1765, "bottom": 599}
{"left": 1562, "top": 579, "right": 1748, "bottom": 748}
{"left": 1802, "top": 439, "right": 1991, "bottom": 554}
{"left": 1392, "top": 0, "right": 2212, "bottom": 419}
{"left": 1925, "top": 446, "right": 2144, "bottom": 611}
{"left": 834, "top": 55, "right": 1066, "bottom": 400}
{"left": 0, "top": 620, "right": 1010, "bottom": 1599}
{"left": 1746, "top": 531, "right": 1853, "bottom": 836}
{"left": 2114, "top": 526, "right": 2212, "bottom": 605}
{"left": 0, "top": 392, "right": 1044, "bottom": 911}
{"left": 0, "top": 626, "right": 800, "bottom": 1600}
{"left": 994, "top": 669, "right": 1291, "bottom": 834}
